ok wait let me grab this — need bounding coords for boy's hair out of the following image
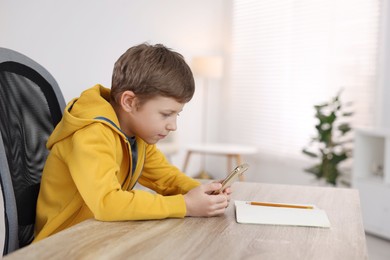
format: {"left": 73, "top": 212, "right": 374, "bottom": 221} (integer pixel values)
{"left": 111, "top": 43, "right": 195, "bottom": 105}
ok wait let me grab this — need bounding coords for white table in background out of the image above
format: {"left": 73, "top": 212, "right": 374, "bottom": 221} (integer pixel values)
{"left": 182, "top": 143, "right": 257, "bottom": 181}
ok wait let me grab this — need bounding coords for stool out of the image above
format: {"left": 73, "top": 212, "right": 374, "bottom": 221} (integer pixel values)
{"left": 182, "top": 143, "right": 257, "bottom": 181}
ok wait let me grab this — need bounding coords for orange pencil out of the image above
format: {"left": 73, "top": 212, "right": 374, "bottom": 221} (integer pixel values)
{"left": 247, "top": 201, "right": 314, "bottom": 210}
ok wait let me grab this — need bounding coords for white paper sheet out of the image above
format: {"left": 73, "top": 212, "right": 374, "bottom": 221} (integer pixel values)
{"left": 235, "top": 200, "right": 331, "bottom": 228}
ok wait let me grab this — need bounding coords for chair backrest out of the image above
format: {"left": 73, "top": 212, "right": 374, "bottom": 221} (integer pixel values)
{"left": 0, "top": 174, "right": 5, "bottom": 255}
{"left": 0, "top": 47, "right": 65, "bottom": 255}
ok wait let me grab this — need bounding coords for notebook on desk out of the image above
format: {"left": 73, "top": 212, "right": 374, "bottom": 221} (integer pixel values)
{"left": 235, "top": 200, "right": 331, "bottom": 228}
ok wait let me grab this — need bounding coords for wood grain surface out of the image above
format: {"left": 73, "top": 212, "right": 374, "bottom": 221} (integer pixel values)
{"left": 4, "top": 182, "right": 368, "bottom": 260}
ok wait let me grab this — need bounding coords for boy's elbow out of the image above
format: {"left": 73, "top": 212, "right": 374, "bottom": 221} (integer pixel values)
{"left": 93, "top": 207, "right": 117, "bottom": 221}
{"left": 92, "top": 191, "right": 127, "bottom": 221}
{"left": 91, "top": 198, "right": 119, "bottom": 221}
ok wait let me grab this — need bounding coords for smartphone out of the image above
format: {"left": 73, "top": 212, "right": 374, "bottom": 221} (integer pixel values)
{"left": 212, "top": 163, "right": 249, "bottom": 194}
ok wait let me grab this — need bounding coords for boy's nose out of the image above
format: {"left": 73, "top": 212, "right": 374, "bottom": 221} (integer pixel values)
{"left": 167, "top": 120, "right": 177, "bottom": 131}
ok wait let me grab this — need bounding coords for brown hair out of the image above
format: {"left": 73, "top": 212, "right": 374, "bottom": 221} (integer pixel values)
{"left": 110, "top": 43, "right": 195, "bottom": 105}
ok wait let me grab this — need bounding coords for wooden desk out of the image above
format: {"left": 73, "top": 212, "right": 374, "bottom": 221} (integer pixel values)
{"left": 4, "top": 182, "right": 367, "bottom": 259}
{"left": 182, "top": 143, "right": 257, "bottom": 181}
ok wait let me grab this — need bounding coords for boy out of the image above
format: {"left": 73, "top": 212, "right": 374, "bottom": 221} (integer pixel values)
{"left": 34, "top": 43, "right": 231, "bottom": 242}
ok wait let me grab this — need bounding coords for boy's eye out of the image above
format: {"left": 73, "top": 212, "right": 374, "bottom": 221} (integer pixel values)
{"left": 161, "top": 113, "right": 180, "bottom": 118}
{"left": 161, "top": 113, "right": 173, "bottom": 118}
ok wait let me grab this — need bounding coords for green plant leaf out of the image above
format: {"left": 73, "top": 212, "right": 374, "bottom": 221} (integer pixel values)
{"left": 330, "top": 152, "right": 349, "bottom": 165}
{"left": 325, "top": 166, "right": 339, "bottom": 185}
{"left": 302, "top": 149, "right": 318, "bottom": 158}
{"left": 302, "top": 89, "right": 353, "bottom": 186}
{"left": 304, "top": 165, "right": 321, "bottom": 177}
{"left": 342, "top": 112, "right": 354, "bottom": 117}
{"left": 338, "top": 123, "right": 352, "bottom": 135}
{"left": 318, "top": 128, "right": 332, "bottom": 143}
{"left": 317, "top": 112, "right": 336, "bottom": 125}
{"left": 314, "top": 103, "right": 328, "bottom": 110}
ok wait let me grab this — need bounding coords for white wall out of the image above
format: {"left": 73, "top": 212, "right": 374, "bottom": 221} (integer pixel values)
{"left": 0, "top": 0, "right": 229, "bottom": 177}
{"left": 2, "top": 1, "right": 389, "bottom": 185}
{"left": 378, "top": 0, "right": 390, "bottom": 128}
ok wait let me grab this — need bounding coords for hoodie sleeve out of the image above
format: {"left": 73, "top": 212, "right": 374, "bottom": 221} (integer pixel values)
{"left": 65, "top": 123, "right": 190, "bottom": 221}
{"left": 138, "top": 144, "right": 200, "bottom": 195}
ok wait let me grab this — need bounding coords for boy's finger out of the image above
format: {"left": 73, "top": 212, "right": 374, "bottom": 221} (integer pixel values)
{"left": 223, "top": 187, "right": 232, "bottom": 194}
{"left": 213, "top": 194, "right": 228, "bottom": 203}
{"left": 203, "top": 182, "right": 222, "bottom": 193}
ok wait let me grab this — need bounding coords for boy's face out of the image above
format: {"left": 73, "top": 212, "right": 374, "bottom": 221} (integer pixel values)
{"left": 119, "top": 92, "right": 184, "bottom": 144}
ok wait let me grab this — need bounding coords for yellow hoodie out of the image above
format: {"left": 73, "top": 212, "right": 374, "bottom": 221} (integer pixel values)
{"left": 34, "top": 85, "right": 200, "bottom": 242}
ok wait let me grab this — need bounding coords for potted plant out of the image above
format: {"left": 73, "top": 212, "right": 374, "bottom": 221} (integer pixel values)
{"left": 302, "top": 90, "right": 353, "bottom": 186}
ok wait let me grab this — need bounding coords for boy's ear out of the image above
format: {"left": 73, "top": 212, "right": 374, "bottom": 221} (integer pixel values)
{"left": 120, "top": 90, "right": 137, "bottom": 112}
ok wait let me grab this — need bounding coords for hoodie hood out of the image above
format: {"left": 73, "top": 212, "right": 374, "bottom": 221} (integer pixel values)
{"left": 47, "top": 84, "right": 121, "bottom": 149}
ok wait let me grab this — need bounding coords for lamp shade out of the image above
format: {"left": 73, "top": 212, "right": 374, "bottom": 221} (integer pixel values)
{"left": 191, "top": 56, "right": 223, "bottom": 79}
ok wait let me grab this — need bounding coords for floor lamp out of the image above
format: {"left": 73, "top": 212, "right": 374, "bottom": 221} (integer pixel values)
{"left": 191, "top": 56, "right": 223, "bottom": 179}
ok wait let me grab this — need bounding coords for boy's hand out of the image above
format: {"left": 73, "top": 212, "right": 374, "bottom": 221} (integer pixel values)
{"left": 184, "top": 183, "right": 229, "bottom": 217}
{"left": 214, "top": 179, "right": 232, "bottom": 204}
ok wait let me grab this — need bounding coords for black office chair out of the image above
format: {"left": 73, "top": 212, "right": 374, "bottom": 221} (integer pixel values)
{"left": 0, "top": 48, "right": 66, "bottom": 255}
